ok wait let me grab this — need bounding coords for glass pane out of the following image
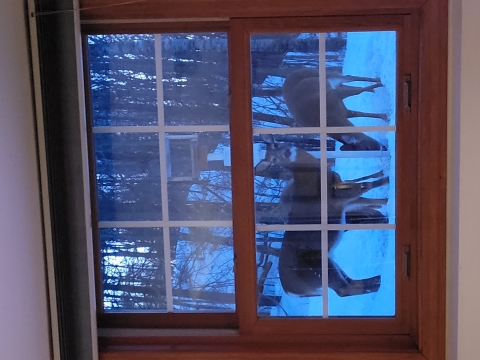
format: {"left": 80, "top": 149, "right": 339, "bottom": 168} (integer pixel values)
{"left": 342, "top": 31, "right": 397, "bottom": 128}
{"left": 254, "top": 134, "right": 322, "bottom": 225}
{"left": 167, "top": 132, "right": 232, "bottom": 221}
{"left": 257, "top": 229, "right": 394, "bottom": 317}
{"left": 161, "top": 33, "right": 229, "bottom": 126}
{"left": 328, "top": 134, "right": 395, "bottom": 225}
{"left": 94, "top": 133, "right": 161, "bottom": 221}
{"left": 251, "top": 31, "right": 396, "bottom": 130}
{"left": 89, "top": 32, "right": 233, "bottom": 313}
{"left": 171, "top": 227, "right": 235, "bottom": 312}
{"left": 251, "top": 33, "right": 318, "bottom": 129}
{"left": 257, "top": 230, "right": 324, "bottom": 317}
{"left": 328, "top": 230, "right": 395, "bottom": 316}
{"left": 87, "top": 33, "right": 229, "bottom": 127}
{"left": 88, "top": 35, "right": 158, "bottom": 127}
{"left": 101, "top": 228, "right": 165, "bottom": 311}
{"left": 252, "top": 30, "right": 396, "bottom": 318}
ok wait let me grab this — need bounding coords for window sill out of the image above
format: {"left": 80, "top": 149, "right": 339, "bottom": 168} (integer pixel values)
{"left": 98, "top": 328, "right": 423, "bottom": 360}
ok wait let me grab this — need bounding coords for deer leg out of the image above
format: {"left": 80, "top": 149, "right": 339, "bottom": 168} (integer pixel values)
{"left": 341, "top": 74, "right": 381, "bottom": 83}
{"left": 347, "top": 109, "right": 388, "bottom": 121}
{"left": 328, "top": 258, "right": 381, "bottom": 297}
{"left": 345, "top": 206, "right": 389, "bottom": 225}
{"left": 327, "top": 258, "right": 352, "bottom": 295}
{"left": 343, "top": 199, "right": 389, "bottom": 225}
{"left": 346, "top": 275, "right": 382, "bottom": 295}
{"left": 351, "top": 197, "right": 388, "bottom": 208}
{"left": 329, "top": 171, "right": 385, "bottom": 201}
{"left": 345, "top": 170, "right": 384, "bottom": 183}
{"left": 338, "top": 176, "right": 388, "bottom": 198}
{"left": 361, "top": 176, "right": 390, "bottom": 192}
{"left": 332, "top": 176, "right": 389, "bottom": 200}
{"left": 335, "top": 82, "right": 383, "bottom": 100}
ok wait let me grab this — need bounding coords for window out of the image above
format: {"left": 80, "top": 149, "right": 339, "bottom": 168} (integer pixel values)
{"left": 72, "top": 0, "right": 446, "bottom": 359}
{"left": 87, "top": 31, "right": 238, "bottom": 328}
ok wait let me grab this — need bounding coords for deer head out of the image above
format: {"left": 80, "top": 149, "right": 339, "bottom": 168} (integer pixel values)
{"left": 254, "top": 135, "right": 319, "bottom": 176}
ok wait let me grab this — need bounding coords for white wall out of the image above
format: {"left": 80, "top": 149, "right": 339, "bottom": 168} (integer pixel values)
{"left": 0, "top": 0, "right": 475, "bottom": 359}
{"left": 449, "top": 0, "right": 480, "bottom": 359}
{"left": 0, "top": 1, "right": 51, "bottom": 359}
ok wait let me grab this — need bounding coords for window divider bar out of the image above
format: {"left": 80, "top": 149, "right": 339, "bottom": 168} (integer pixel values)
{"left": 92, "top": 125, "right": 230, "bottom": 133}
{"left": 255, "top": 223, "right": 396, "bottom": 231}
{"left": 155, "top": 34, "right": 174, "bottom": 313}
{"left": 319, "top": 33, "right": 329, "bottom": 318}
{"left": 324, "top": 150, "right": 389, "bottom": 159}
{"left": 229, "top": 20, "right": 259, "bottom": 332}
{"left": 97, "top": 220, "right": 234, "bottom": 228}
{"left": 321, "top": 229, "right": 329, "bottom": 318}
{"left": 93, "top": 125, "right": 395, "bottom": 135}
{"left": 252, "top": 126, "right": 395, "bottom": 134}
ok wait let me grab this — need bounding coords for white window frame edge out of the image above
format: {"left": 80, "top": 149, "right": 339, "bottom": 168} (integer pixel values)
{"left": 27, "top": 0, "right": 99, "bottom": 359}
{"left": 27, "top": 2, "right": 59, "bottom": 358}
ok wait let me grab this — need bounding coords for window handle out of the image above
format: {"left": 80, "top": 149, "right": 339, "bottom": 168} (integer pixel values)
{"left": 403, "top": 74, "right": 412, "bottom": 112}
{"left": 403, "top": 245, "right": 411, "bottom": 278}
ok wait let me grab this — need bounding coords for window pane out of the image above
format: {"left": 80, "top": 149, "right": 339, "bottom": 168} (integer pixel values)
{"left": 171, "top": 227, "right": 235, "bottom": 312}
{"left": 252, "top": 31, "right": 396, "bottom": 317}
{"left": 89, "top": 32, "right": 233, "bottom": 313}
{"left": 88, "top": 35, "right": 157, "bottom": 127}
{"left": 328, "top": 133, "right": 395, "bottom": 225}
{"left": 87, "top": 33, "right": 229, "bottom": 127}
{"left": 256, "top": 231, "right": 324, "bottom": 317}
{"left": 94, "top": 132, "right": 161, "bottom": 221}
{"left": 162, "top": 34, "right": 229, "bottom": 126}
{"left": 328, "top": 230, "right": 395, "bottom": 316}
{"left": 256, "top": 229, "right": 395, "bottom": 317}
{"left": 101, "top": 227, "right": 165, "bottom": 311}
{"left": 254, "top": 134, "right": 325, "bottom": 225}
{"left": 342, "top": 31, "right": 396, "bottom": 128}
{"left": 167, "top": 132, "right": 232, "bottom": 221}
{"left": 251, "top": 31, "right": 396, "bottom": 130}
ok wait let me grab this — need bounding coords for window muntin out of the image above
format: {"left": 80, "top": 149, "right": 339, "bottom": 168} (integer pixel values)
{"left": 88, "top": 32, "right": 235, "bottom": 312}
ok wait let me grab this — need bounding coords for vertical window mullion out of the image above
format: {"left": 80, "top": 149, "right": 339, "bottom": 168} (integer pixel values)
{"left": 229, "top": 20, "right": 258, "bottom": 333}
{"left": 318, "top": 33, "right": 329, "bottom": 318}
{"left": 154, "top": 34, "right": 174, "bottom": 312}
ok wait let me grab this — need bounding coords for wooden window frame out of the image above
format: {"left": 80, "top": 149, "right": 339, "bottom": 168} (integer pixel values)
{"left": 229, "top": 14, "right": 416, "bottom": 338}
{"left": 80, "top": 0, "right": 447, "bottom": 359}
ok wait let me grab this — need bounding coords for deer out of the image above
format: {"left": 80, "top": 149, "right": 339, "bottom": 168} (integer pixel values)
{"left": 255, "top": 136, "right": 389, "bottom": 297}
{"left": 282, "top": 67, "right": 388, "bottom": 151}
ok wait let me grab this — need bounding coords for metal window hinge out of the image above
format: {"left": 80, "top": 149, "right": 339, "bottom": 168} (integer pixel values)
{"left": 403, "top": 74, "right": 412, "bottom": 112}
{"left": 403, "top": 245, "right": 411, "bottom": 278}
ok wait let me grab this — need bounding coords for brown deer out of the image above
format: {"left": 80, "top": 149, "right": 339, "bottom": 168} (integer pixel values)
{"left": 282, "top": 67, "right": 388, "bottom": 151}
{"left": 255, "top": 136, "right": 389, "bottom": 297}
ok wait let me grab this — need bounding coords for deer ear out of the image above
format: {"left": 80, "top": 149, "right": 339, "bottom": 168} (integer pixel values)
{"left": 255, "top": 160, "right": 272, "bottom": 175}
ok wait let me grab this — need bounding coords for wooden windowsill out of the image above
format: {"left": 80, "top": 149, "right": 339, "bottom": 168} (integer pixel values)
{"left": 98, "top": 328, "right": 422, "bottom": 359}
